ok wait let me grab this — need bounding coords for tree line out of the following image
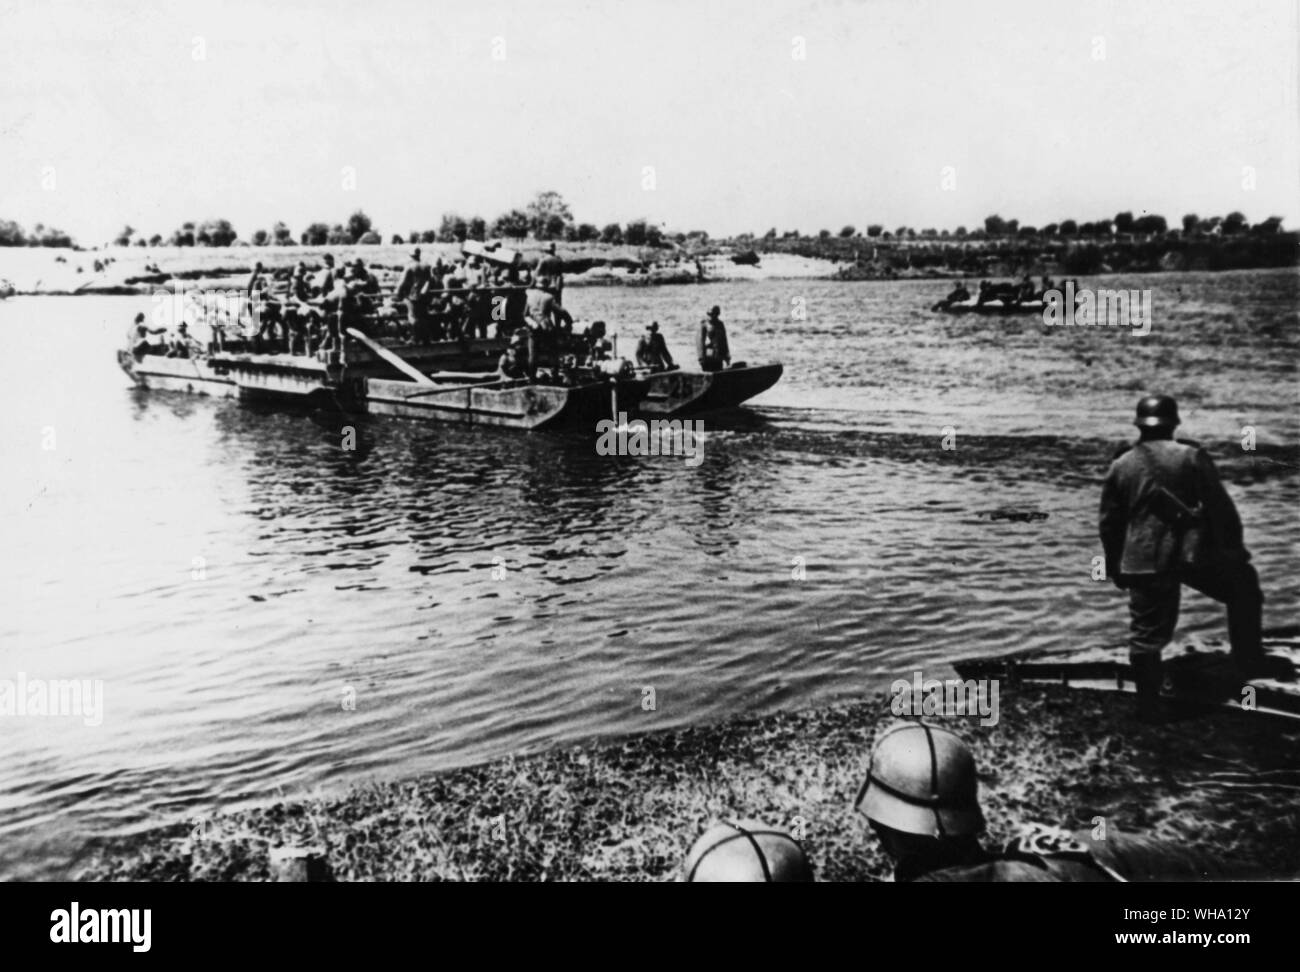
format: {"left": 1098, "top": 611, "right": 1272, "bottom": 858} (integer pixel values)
{"left": 751, "top": 211, "right": 1286, "bottom": 244}
{"left": 2, "top": 198, "right": 1288, "bottom": 251}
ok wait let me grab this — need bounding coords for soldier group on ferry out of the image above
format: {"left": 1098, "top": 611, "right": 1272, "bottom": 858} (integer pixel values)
{"left": 141, "top": 243, "right": 750, "bottom": 387}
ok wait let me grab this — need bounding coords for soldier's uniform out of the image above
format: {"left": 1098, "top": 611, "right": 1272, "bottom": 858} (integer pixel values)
{"left": 916, "top": 823, "right": 1229, "bottom": 883}
{"left": 697, "top": 308, "right": 730, "bottom": 371}
{"left": 1099, "top": 410, "right": 1263, "bottom": 671}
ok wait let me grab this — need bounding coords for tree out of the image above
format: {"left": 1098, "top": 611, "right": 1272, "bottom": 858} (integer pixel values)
{"left": 420, "top": 229, "right": 438, "bottom": 244}
{"left": 818, "top": 229, "right": 831, "bottom": 239}
{"left": 1059, "top": 219, "right": 1078, "bottom": 236}
{"left": 1198, "top": 216, "right": 1221, "bottom": 234}
{"left": 954, "top": 226, "right": 967, "bottom": 237}
{"left": 645, "top": 224, "right": 664, "bottom": 247}
{"left": 467, "top": 216, "right": 487, "bottom": 241}
{"left": 984, "top": 214, "right": 1006, "bottom": 236}
{"left": 170, "top": 221, "right": 197, "bottom": 246}
{"left": 114, "top": 225, "right": 134, "bottom": 246}
{"left": 0, "top": 219, "right": 26, "bottom": 246}
{"left": 326, "top": 224, "right": 350, "bottom": 245}
{"left": 1252, "top": 216, "right": 1284, "bottom": 234}
{"left": 921, "top": 228, "right": 937, "bottom": 238}
{"left": 1041, "top": 223, "right": 1059, "bottom": 236}
{"left": 148, "top": 233, "right": 163, "bottom": 246}
{"left": 492, "top": 209, "right": 530, "bottom": 240}
{"left": 391, "top": 234, "right": 405, "bottom": 245}
{"left": 134, "top": 237, "right": 147, "bottom": 247}
{"left": 1133, "top": 214, "right": 1167, "bottom": 235}
{"left": 272, "top": 221, "right": 293, "bottom": 245}
{"left": 762, "top": 227, "right": 777, "bottom": 240}
{"left": 866, "top": 224, "right": 883, "bottom": 237}
{"left": 1113, "top": 211, "right": 1134, "bottom": 234}
{"left": 526, "top": 190, "right": 574, "bottom": 240}
{"left": 438, "top": 213, "right": 468, "bottom": 243}
{"left": 251, "top": 229, "right": 270, "bottom": 246}
{"left": 839, "top": 225, "right": 856, "bottom": 237}
{"left": 358, "top": 230, "right": 381, "bottom": 244}
{"left": 301, "top": 223, "right": 330, "bottom": 246}
{"left": 1005, "top": 219, "right": 1019, "bottom": 235}
{"left": 600, "top": 223, "right": 623, "bottom": 245}
{"left": 1018, "top": 225, "right": 1037, "bottom": 237}
{"left": 1182, "top": 214, "right": 1199, "bottom": 234}
{"left": 196, "top": 219, "right": 237, "bottom": 246}
{"left": 1222, "top": 211, "right": 1247, "bottom": 235}
{"left": 895, "top": 225, "right": 909, "bottom": 238}
{"left": 625, "top": 219, "right": 649, "bottom": 246}
{"left": 346, "top": 210, "right": 373, "bottom": 243}
{"left": 575, "top": 222, "right": 599, "bottom": 242}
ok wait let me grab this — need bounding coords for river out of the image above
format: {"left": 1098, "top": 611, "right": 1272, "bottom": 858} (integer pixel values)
{"left": 0, "top": 268, "right": 1296, "bottom": 879}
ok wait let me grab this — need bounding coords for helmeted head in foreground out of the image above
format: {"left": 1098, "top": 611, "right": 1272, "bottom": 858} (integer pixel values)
{"left": 682, "top": 819, "right": 813, "bottom": 882}
{"left": 1133, "top": 394, "right": 1179, "bottom": 429}
{"left": 855, "top": 722, "right": 984, "bottom": 839}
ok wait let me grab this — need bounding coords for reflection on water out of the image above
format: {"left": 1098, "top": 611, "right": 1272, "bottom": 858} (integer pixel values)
{"left": 0, "top": 269, "right": 1296, "bottom": 878}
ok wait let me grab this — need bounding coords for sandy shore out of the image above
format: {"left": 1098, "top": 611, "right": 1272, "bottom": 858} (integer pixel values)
{"left": 78, "top": 679, "right": 1300, "bottom": 882}
{"left": 0, "top": 243, "right": 841, "bottom": 296}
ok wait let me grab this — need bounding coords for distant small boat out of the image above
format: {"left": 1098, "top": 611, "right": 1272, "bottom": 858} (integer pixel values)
{"left": 933, "top": 298, "right": 1046, "bottom": 315}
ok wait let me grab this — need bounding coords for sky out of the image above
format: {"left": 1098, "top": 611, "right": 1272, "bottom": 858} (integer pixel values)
{"left": 1, "top": 0, "right": 1296, "bottom": 245}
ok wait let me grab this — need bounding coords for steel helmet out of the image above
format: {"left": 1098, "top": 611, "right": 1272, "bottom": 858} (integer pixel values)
{"left": 1134, "top": 395, "right": 1180, "bottom": 429}
{"left": 683, "top": 819, "right": 814, "bottom": 882}
{"left": 854, "top": 722, "right": 984, "bottom": 838}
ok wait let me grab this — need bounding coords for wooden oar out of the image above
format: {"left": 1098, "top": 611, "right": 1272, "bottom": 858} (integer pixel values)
{"left": 344, "top": 328, "right": 435, "bottom": 386}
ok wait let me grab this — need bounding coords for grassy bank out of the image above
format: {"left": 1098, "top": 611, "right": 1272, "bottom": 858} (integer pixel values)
{"left": 78, "top": 681, "right": 1300, "bottom": 882}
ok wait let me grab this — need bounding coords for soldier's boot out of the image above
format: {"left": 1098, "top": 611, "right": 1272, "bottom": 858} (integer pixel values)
{"left": 1130, "top": 654, "right": 1165, "bottom": 724}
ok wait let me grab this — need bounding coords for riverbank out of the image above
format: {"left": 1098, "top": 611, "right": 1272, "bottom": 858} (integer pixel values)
{"left": 78, "top": 677, "right": 1300, "bottom": 882}
{"left": 0, "top": 243, "right": 840, "bottom": 296}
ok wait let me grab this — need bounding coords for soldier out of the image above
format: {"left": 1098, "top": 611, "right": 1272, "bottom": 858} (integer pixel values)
{"left": 395, "top": 248, "right": 432, "bottom": 344}
{"left": 523, "top": 281, "right": 572, "bottom": 377}
{"left": 856, "top": 722, "right": 1231, "bottom": 882}
{"left": 129, "top": 312, "right": 168, "bottom": 358}
{"left": 497, "top": 331, "right": 530, "bottom": 380}
{"left": 534, "top": 242, "right": 564, "bottom": 301}
{"left": 681, "top": 819, "right": 814, "bottom": 882}
{"left": 582, "top": 320, "right": 612, "bottom": 364}
{"left": 1100, "top": 395, "right": 1268, "bottom": 721}
{"left": 697, "top": 305, "right": 730, "bottom": 372}
{"left": 635, "top": 321, "right": 675, "bottom": 371}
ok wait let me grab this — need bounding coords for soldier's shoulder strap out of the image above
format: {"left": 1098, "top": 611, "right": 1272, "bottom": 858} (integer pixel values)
{"left": 1174, "top": 437, "right": 1202, "bottom": 450}
{"left": 1002, "top": 823, "right": 1128, "bottom": 882}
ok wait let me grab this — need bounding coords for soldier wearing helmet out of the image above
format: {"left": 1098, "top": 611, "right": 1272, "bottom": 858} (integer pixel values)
{"left": 681, "top": 819, "right": 813, "bottom": 882}
{"left": 856, "top": 723, "right": 1230, "bottom": 882}
{"left": 1099, "top": 395, "right": 1272, "bottom": 721}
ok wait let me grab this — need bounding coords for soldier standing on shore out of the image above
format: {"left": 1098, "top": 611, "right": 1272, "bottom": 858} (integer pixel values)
{"left": 1099, "top": 395, "right": 1268, "bottom": 721}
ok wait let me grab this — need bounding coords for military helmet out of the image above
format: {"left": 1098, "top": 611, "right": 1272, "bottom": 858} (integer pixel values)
{"left": 683, "top": 819, "right": 813, "bottom": 882}
{"left": 1134, "top": 395, "right": 1179, "bottom": 429}
{"left": 854, "top": 722, "right": 984, "bottom": 838}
